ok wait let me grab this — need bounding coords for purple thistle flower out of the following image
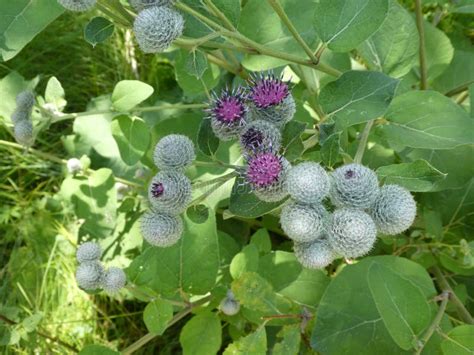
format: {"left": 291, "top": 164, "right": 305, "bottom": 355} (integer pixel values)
{"left": 244, "top": 151, "right": 290, "bottom": 202}
{"left": 247, "top": 152, "right": 283, "bottom": 188}
{"left": 207, "top": 88, "right": 249, "bottom": 141}
{"left": 247, "top": 73, "right": 296, "bottom": 128}
{"left": 239, "top": 119, "right": 281, "bottom": 154}
{"left": 249, "top": 73, "right": 290, "bottom": 109}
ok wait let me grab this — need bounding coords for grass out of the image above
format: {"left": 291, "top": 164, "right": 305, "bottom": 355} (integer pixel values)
{"left": 0, "top": 10, "right": 183, "bottom": 353}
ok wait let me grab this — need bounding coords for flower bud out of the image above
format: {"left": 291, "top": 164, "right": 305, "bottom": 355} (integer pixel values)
{"left": 148, "top": 170, "right": 192, "bottom": 214}
{"left": 294, "top": 238, "right": 335, "bottom": 269}
{"left": 330, "top": 163, "right": 379, "bottom": 209}
{"left": 102, "top": 267, "right": 127, "bottom": 294}
{"left": 280, "top": 202, "right": 327, "bottom": 242}
{"left": 327, "top": 208, "right": 377, "bottom": 258}
{"left": 133, "top": 6, "right": 184, "bottom": 53}
{"left": 287, "top": 162, "right": 330, "bottom": 204}
{"left": 76, "top": 241, "right": 102, "bottom": 263}
{"left": 153, "top": 134, "right": 196, "bottom": 170}
{"left": 76, "top": 261, "right": 104, "bottom": 290}
{"left": 140, "top": 211, "right": 184, "bottom": 247}
{"left": 370, "top": 185, "right": 416, "bottom": 235}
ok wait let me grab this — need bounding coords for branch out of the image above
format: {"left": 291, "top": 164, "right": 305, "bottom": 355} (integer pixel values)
{"left": 414, "top": 0, "right": 428, "bottom": 90}
{"left": 267, "top": 0, "right": 319, "bottom": 64}
{"left": 354, "top": 120, "right": 374, "bottom": 164}
{"left": 203, "top": 0, "right": 236, "bottom": 31}
{"left": 431, "top": 266, "right": 474, "bottom": 324}
{"left": 414, "top": 291, "right": 450, "bottom": 355}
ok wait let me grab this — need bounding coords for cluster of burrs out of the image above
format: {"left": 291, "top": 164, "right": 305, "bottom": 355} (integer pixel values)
{"left": 57, "top": 0, "right": 184, "bottom": 54}
{"left": 75, "top": 242, "right": 126, "bottom": 294}
{"left": 11, "top": 91, "right": 35, "bottom": 147}
{"left": 280, "top": 162, "right": 417, "bottom": 269}
{"left": 207, "top": 72, "right": 296, "bottom": 202}
{"left": 140, "top": 135, "right": 196, "bottom": 247}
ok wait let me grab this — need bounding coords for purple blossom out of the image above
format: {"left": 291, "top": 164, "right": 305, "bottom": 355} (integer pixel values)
{"left": 249, "top": 73, "right": 290, "bottom": 108}
{"left": 246, "top": 152, "right": 283, "bottom": 188}
{"left": 151, "top": 182, "right": 164, "bottom": 198}
{"left": 208, "top": 88, "right": 247, "bottom": 125}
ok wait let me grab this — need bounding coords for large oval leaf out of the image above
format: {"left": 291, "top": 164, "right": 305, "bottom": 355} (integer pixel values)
{"left": 313, "top": 0, "right": 390, "bottom": 52}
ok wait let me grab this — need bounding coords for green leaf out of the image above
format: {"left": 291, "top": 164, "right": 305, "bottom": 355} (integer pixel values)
{"left": 185, "top": 50, "right": 208, "bottom": 79}
{"left": 357, "top": 0, "right": 418, "bottom": 78}
{"left": 376, "top": 160, "right": 446, "bottom": 192}
{"left": 22, "top": 313, "right": 42, "bottom": 332}
{"left": 258, "top": 251, "right": 302, "bottom": 291}
{"left": 279, "top": 268, "right": 330, "bottom": 307}
{"left": 0, "top": 71, "right": 38, "bottom": 120}
{"left": 452, "top": 0, "right": 474, "bottom": 13}
{"left": 320, "top": 132, "right": 341, "bottom": 167}
{"left": 249, "top": 228, "right": 271, "bottom": 253}
{"left": 232, "top": 272, "right": 282, "bottom": 314}
{"left": 273, "top": 324, "right": 301, "bottom": 355}
{"left": 432, "top": 36, "right": 474, "bottom": 94}
{"left": 238, "top": 0, "right": 319, "bottom": 70}
{"left": 84, "top": 17, "right": 115, "bottom": 47}
{"left": 59, "top": 169, "right": 117, "bottom": 239}
{"left": 230, "top": 244, "right": 259, "bottom": 279}
{"left": 368, "top": 263, "right": 431, "bottom": 350}
{"left": 441, "top": 325, "right": 474, "bottom": 355}
{"left": 281, "top": 121, "right": 306, "bottom": 161}
{"left": 419, "top": 21, "right": 454, "bottom": 81}
{"left": 111, "top": 80, "right": 154, "bottom": 112}
{"left": 223, "top": 326, "right": 267, "bottom": 354}
{"left": 127, "top": 205, "right": 219, "bottom": 296}
{"left": 403, "top": 145, "right": 474, "bottom": 191}
{"left": 313, "top": 0, "right": 390, "bottom": 52}
{"left": 0, "top": 0, "right": 64, "bottom": 61}
{"left": 175, "top": 49, "right": 220, "bottom": 95}
{"left": 180, "top": 312, "right": 222, "bottom": 355}
{"left": 212, "top": 0, "right": 241, "bottom": 26}
{"left": 311, "top": 256, "right": 437, "bottom": 354}
{"left": 197, "top": 118, "right": 220, "bottom": 156}
{"left": 143, "top": 299, "right": 174, "bottom": 335}
{"left": 79, "top": 345, "right": 119, "bottom": 355}
{"left": 111, "top": 115, "right": 150, "bottom": 166}
{"left": 229, "top": 176, "right": 286, "bottom": 218}
{"left": 319, "top": 71, "right": 398, "bottom": 127}
{"left": 45, "top": 76, "right": 66, "bottom": 111}
{"left": 378, "top": 91, "right": 473, "bottom": 149}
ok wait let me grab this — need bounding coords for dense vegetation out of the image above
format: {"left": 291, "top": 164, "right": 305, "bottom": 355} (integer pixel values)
{"left": 0, "top": 0, "right": 473, "bottom": 354}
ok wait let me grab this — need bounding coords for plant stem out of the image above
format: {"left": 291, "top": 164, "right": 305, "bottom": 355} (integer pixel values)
{"left": 0, "top": 140, "right": 141, "bottom": 188}
{"left": 174, "top": 2, "right": 341, "bottom": 77}
{"left": 455, "top": 91, "right": 469, "bottom": 105}
{"left": 445, "top": 80, "right": 474, "bottom": 97}
{"left": 206, "top": 52, "right": 248, "bottom": 79}
{"left": 194, "top": 160, "right": 241, "bottom": 170}
{"left": 354, "top": 120, "right": 374, "bottom": 164}
{"left": 121, "top": 295, "right": 212, "bottom": 354}
{"left": 415, "top": 0, "right": 428, "bottom": 90}
{"left": 192, "top": 171, "right": 238, "bottom": 189}
{"left": 105, "top": 0, "right": 135, "bottom": 24}
{"left": 50, "top": 103, "right": 207, "bottom": 123}
{"left": 203, "top": 0, "right": 236, "bottom": 31}
{"left": 96, "top": 1, "right": 131, "bottom": 27}
{"left": 267, "top": 0, "right": 319, "bottom": 64}
{"left": 414, "top": 291, "right": 450, "bottom": 355}
{"left": 431, "top": 266, "right": 474, "bottom": 324}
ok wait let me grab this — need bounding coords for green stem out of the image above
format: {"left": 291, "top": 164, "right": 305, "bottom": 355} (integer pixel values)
{"left": 206, "top": 52, "right": 248, "bottom": 79}
{"left": 0, "top": 140, "right": 141, "bottom": 188}
{"left": 445, "top": 81, "right": 474, "bottom": 97}
{"left": 96, "top": 1, "right": 131, "bottom": 27}
{"left": 203, "top": 0, "right": 236, "bottom": 31}
{"left": 104, "top": 0, "right": 135, "bottom": 24}
{"left": 121, "top": 295, "right": 212, "bottom": 355}
{"left": 414, "top": 291, "right": 450, "bottom": 355}
{"left": 175, "top": 2, "right": 341, "bottom": 77}
{"left": 50, "top": 103, "right": 208, "bottom": 123}
{"left": 267, "top": 0, "right": 319, "bottom": 64}
{"left": 194, "top": 160, "right": 241, "bottom": 170}
{"left": 192, "top": 171, "right": 238, "bottom": 189}
{"left": 354, "top": 120, "right": 374, "bottom": 164}
{"left": 414, "top": 0, "right": 428, "bottom": 90}
{"left": 431, "top": 266, "right": 474, "bottom": 324}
